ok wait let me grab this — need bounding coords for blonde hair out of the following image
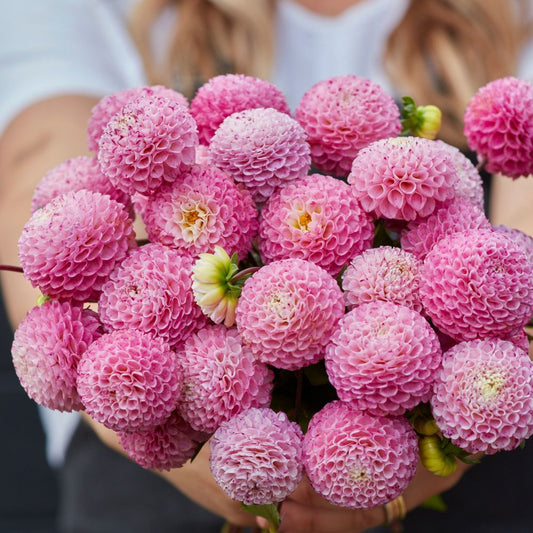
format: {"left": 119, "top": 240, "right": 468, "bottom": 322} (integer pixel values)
{"left": 130, "top": 0, "right": 531, "bottom": 145}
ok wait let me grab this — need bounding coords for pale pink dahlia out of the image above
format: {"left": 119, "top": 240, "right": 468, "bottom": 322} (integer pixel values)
{"left": 494, "top": 224, "right": 533, "bottom": 266}
{"left": 77, "top": 329, "right": 181, "bottom": 432}
{"left": 348, "top": 137, "right": 458, "bottom": 221}
{"left": 142, "top": 165, "right": 258, "bottom": 259}
{"left": 118, "top": 410, "right": 207, "bottom": 471}
{"left": 210, "top": 407, "right": 304, "bottom": 505}
{"left": 98, "top": 243, "right": 206, "bottom": 349}
{"left": 88, "top": 85, "right": 188, "bottom": 152}
{"left": 420, "top": 229, "right": 533, "bottom": 342}
{"left": 431, "top": 339, "right": 533, "bottom": 454}
{"left": 325, "top": 301, "right": 442, "bottom": 415}
{"left": 11, "top": 300, "right": 101, "bottom": 411}
{"left": 303, "top": 401, "right": 418, "bottom": 509}
{"left": 189, "top": 74, "right": 291, "bottom": 145}
{"left": 208, "top": 107, "right": 311, "bottom": 205}
{"left": 31, "top": 155, "right": 130, "bottom": 214}
{"left": 258, "top": 174, "right": 374, "bottom": 276}
{"left": 98, "top": 94, "right": 198, "bottom": 195}
{"left": 464, "top": 77, "right": 533, "bottom": 178}
{"left": 236, "top": 259, "right": 345, "bottom": 370}
{"left": 342, "top": 246, "right": 423, "bottom": 312}
{"left": 294, "top": 75, "right": 401, "bottom": 177}
{"left": 400, "top": 197, "right": 490, "bottom": 260}
{"left": 176, "top": 325, "right": 273, "bottom": 433}
{"left": 18, "top": 190, "right": 135, "bottom": 302}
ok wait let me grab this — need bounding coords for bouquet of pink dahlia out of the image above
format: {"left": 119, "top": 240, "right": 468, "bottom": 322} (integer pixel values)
{"left": 7, "top": 73, "right": 533, "bottom": 531}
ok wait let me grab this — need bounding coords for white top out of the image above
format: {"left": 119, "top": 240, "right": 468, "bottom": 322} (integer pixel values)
{"left": 1, "top": 0, "right": 532, "bottom": 466}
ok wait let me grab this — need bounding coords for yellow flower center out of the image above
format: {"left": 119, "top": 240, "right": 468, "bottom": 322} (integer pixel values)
{"left": 179, "top": 202, "right": 210, "bottom": 242}
{"left": 475, "top": 371, "right": 505, "bottom": 402}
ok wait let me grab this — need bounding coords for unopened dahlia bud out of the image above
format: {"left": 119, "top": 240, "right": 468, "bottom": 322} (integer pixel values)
{"left": 400, "top": 96, "right": 442, "bottom": 140}
{"left": 418, "top": 435, "right": 458, "bottom": 477}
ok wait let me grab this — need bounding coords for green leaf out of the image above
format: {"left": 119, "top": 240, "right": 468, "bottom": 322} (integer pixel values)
{"left": 241, "top": 503, "right": 280, "bottom": 531}
{"left": 420, "top": 494, "right": 448, "bottom": 512}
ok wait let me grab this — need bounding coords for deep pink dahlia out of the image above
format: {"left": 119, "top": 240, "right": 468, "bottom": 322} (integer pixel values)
{"left": 77, "top": 329, "right": 181, "bottom": 432}
{"left": 258, "top": 174, "right": 374, "bottom": 276}
{"left": 11, "top": 300, "right": 101, "bottom": 411}
{"left": 236, "top": 258, "right": 345, "bottom": 370}
{"left": 294, "top": 75, "right": 401, "bottom": 177}
{"left": 189, "top": 74, "right": 291, "bottom": 145}
{"left": 431, "top": 339, "right": 533, "bottom": 454}
{"left": 494, "top": 224, "right": 533, "bottom": 266}
{"left": 142, "top": 165, "right": 258, "bottom": 259}
{"left": 176, "top": 325, "right": 273, "bottom": 434}
{"left": 88, "top": 85, "right": 188, "bottom": 152}
{"left": 400, "top": 197, "right": 490, "bottom": 260}
{"left": 420, "top": 229, "right": 533, "bottom": 342}
{"left": 464, "top": 77, "right": 533, "bottom": 178}
{"left": 18, "top": 190, "right": 135, "bottom": 302}
{"left": 325, "top": 301, "right": 442, "bottom": 415}
{"left": 208, "top": 107, "right": 311, "bottom": 205}
{"left": 348, "top": 137, "right": 458, "bottom": 221}
{"left": 31, "top": 155, "right": 131, "bottom": 214}
{"left": 342, "top": 246, "right": 423, "bottom": 312}
{"left": 303, "top": 401, "right": 418, "bottom": 509}
{"left": 98, "top": 94, "right": 198, "bottom": 195}
{"left": 98, "top": 243, "right": 206, "bottom": 349}
{"left": 118, "top": 410, "right": 208, "bottom": 471}
{"left": 210, "top": 407, "right": 304, "bottom": 505}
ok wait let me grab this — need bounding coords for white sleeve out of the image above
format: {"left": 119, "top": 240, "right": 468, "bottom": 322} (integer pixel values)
{"left": 0, "top": 0, "right": 147, "bottom": 136}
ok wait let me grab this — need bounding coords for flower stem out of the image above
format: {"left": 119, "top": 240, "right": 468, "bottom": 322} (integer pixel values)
{"left": 230, "top": 266, "right": 261, "bottom": 284}
{"left": 0, "top": 264, "right": 24, "bottom": 274}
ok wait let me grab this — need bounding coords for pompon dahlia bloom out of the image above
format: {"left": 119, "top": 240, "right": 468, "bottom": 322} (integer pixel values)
{"left": 77, "top": 329, "right": 181, "bottom": 432}
{"left": 210, "top": 407, "right": 304, "bottom": 505}
{"left": 349, "top": 136, "right": 458, "bottom": 221}
{"left": 11, "top": 300, "right": 101, "bottom": 412}
{"left": 88, "top": 85, "right": 189, "bottom": 152}
{"left": 258, "top": 174, "right": 374, "bottom": 276}
{"left": 98, "top": 243, "right": 206, "bottom": 349}
{"left": 98, "top": 94, "right": 198, "bottom": 195}
{"left": 18, "top": 190, "right": 135, "bottom": 302}
{"left": 189, "top": 73, "right": 291, "bottom": 145}
{"left": 342, "top": 246, "right": 423, "bottom": 312}
{"left": 236, "top": 258, "right": 345, "bottom": 370}
{"left": 325, "top": 301, "right": 442, "bottom": 415}
{"left": 464, "top": 77, "right": 533, "bottom": 178}
{"left": 420, "top": 229, "right": 533, "bottom": 342}
{"left": 431, "top": 339, "right": 533, "bottom": 454}
{"left": 176, "top": 325, "right": 274, "bottom": 434}
{"left": 118, "top": 410, "right": 207, "bottom": 471}
{"left": 31, "top": 155, "right": 130, "bottom": 214}
{"left": 294, "top": 75, "right": 401, "bottom": 177}
{"left": 303, "top": 401, "right": 418, "bottom": 509}
{"left": 494, "top": 224, "right": 533, "bottom": 265}
{"left": 208, "top": 107, "right": 311, "bottom": 205}
{"left": 400, "top": 197, "right": 490, "bottom": 261}
{"left": 142, "top": 164, "right": 258, "bottom": 259}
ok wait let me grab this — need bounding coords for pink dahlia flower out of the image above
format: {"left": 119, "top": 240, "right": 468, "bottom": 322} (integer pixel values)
{"left": 18, "top": 190, "right": 135, "bottom": 302}
{"left": 31, "top": 155, "right": 131, "bottom": 214}
{"left": 189, "top": 74, "right": 291, "bottom": 145}
{"left": 98, "top": 94, "right": 198, "bottom": 195}
{"left": 258, "top": 174, "right": 374, "bottom": 276}
{"left": 77, "top": 329, "right": 181, "bottom": 432}
{"left": 294, "top": 75, "right": 401, "bottom": 177}
{"left": 142, "top": 164, "right": 258, "bottom": 259}
{"left": 98, "top": 243, "right": 206, "bottom": 349}
{"left": 464, "top": 77, "right": 533, "bottom": 178}
{"left": 342, "top": 246, "right": 423, "bottom": 312}
{"left": 208, "top": 107, "right": 311, "bottom": 205}
{"left": 236, "top": 258, "right": 345, "bottom": 370}
{"left": 431, "top": 339, "right": 533, "bottom": 454}
{"left": 325, "top": 301, "right": 442, "bottom": 415}
{"left": 303, "top": 401, "right": 418, "bottom": 509}
{"left": 420, "top": 229, "right": 533, "bottom": 342}
{"left": 210, "top": 407, "right": 304, "bottom": 505}
{"left": 177, "top": 325, "right": 273, "bottom": 434}
{"left": 88, "top": 85, "right": 188, "bottom": 152}
{"left": 11, "top": 300, "right": 101, "bottom": 411}
{"left": 348, "top": 137, "right": 458, "bottom": 221}
{"left": 118, "top": 410, "right": 207, "bottom": 471}
{"left": 400, "top": 197, "right": 490, "bottom": 260}
{"left": 494, "top": 224, "right": 533, "bottom": 266}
